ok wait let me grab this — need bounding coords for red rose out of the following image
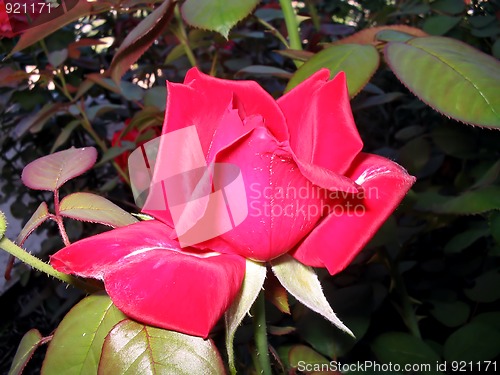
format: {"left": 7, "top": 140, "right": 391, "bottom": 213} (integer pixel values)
{"left": 51, "top": 68, "right": 415, "bottom": 338}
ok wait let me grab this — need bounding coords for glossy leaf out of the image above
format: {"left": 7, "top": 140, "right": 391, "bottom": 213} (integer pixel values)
{"left": 423, "top": 15, "right": 461, "bottom": 35}
{"left": 143, "top": 86, "right": 167, "bottom": 111}
{"left": 48, "top": 49, "right": 69, "bottom": 68}
{"left": 15, "top": 202, "right": 49, "bottom": 246}
{"left": 271, "top": 255, "right": 353, "bottom": 336}
{"left": 385, "top": 36, "right": 500, "bottom": 128}
{"left": 182, "top": 0, "right": 260, "bottom": 38}
{"left": 288, "top": 345, "right": 329, "bottom": 369}
{"left": 22, "top": 147, "right": 97, "bottom": 192}
{"left": 429, "top": 300, "right": 470, "bottom": 327}
{"left": 225, "top": 259, "right": 267, "bottom": 374}
{"left": 98, "top": 319, "right": 226, "bottom": 374}
{"left": 8, "top": 329, "right": 43, "bottom": 375}
{"left": 235, "top": 65, "right": 292, "bottom": 79}
{"left": 435, "top": 187, "right": 500, "bottom": 214}
{"left": 375, "top": 29, "right": 418, "bottom": 43}
{"left": 464, "top": 268, "right": 500, "bottom": 303}
{"left": 42, "top": 293, "right": 126, "bottom": 374}
{"left": 444, "top": 226, "right": 489, "bottom": 254}
{"left": 285, "top": 44, "right": 379, "bottom": 97}
{"left": 444, "top": 315, "right": 500, "bottom": 362}
{"left": 10, "top": 0, "right": 95, "bottom": 54}
{"left": 431, "top": 0, "right": 465, "bottom": 15}
{"left": 110, "top": 0, "right": 175, "bottom": 83}
{"left": 335, "top": 25, "right": 427, "bottom": 45}
{"left": 371, "top": 332, "right": 440, "bottom": 372}
{"left": 59, "top": 192, "right": 138, "bottom": 228}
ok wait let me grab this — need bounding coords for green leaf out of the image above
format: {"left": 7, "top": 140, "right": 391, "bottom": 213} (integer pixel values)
{"left": 423, "top": 16, "right": 461, "bottom": 35}
{"left": 431, "top": 124, "right": 477, "bottom": 158}
{"left": 235, "top": 65, "right": 292, "bottom": 79}
{"left": 8, "top": 329, "right": 43, "bottom": 375}
{"left": 98, "top": 319, "right": 225, "bottom": 374}
{"left": 274, "top": 49, "right": 314, "bottom": 62}
{"left": 435, "top": 187, "right": 500, "bottom": 214}
{"left": 21, "top": 147, "right": 97, "bottom": 192}
{"left": 464, "top": 268, "right": 500, "bottom": 303}
{"left": 42, "top": 293, "right": 127, "bottom": 374}
{"left": 288, "top": 345, "right": 329, "bottom": 369}
{"left": 285, "top": 44, "right": 380, "bottom": 97}
{"left": 95, "top": 144, "right": 137, "bottom": 167}
{"left": 181, "top": 0, "right": 260, "bottom": 38}
{"left": 444, "top": 317, "right": 500, "bottom": 362}
{"left": 15, "top": 202, "right": 49, "bottom": 246}
{"left": 375, "top": 29, "right": 416, "bottom": 43}
{"left": 143, "top": 86, "right": 167, "bottom": 111}
{"left": 59, "top": 192, "right": 138, "bottom": 228}
{"left": 9, "top": 0, "right": 95, "bottom": 55}
{"left": 86, "top": 74, "right": 145, "bottom": 101}
{"left": 87, "top": 104, "right": 124, "bottom": 122}
{"left": 429, "top": 300, "right": 470, "bottom": 327}
{"left": 271, "top": 254, "right": 353, "bottom": 336}
{"left": 13, "top": 103, "right": 66, "bottom": 138}
{"left": 47, "top": 49, "right": 69, "bottom": 68}
{"left": 371, "top": 332, "right": 440, "bottom": 373}
{"left": 384, "top": 36, "right": 500, "bottom": 128}
{"left": 444, "top": 226, "right": 489, "bottom": 253}
{"left": 399, "top": 136, "right": 431, "bottom": 174}
{"left": 431, "top": 0, "right": 465, "bottom": 15}
{"left": 50, "top": 120, "right": 80, "bottom": 153}
{"left": 225, "top": 259, "right": 266, "bottom": 374}
{"left": 110, "top": 0, "right": 175, "bottom": 83}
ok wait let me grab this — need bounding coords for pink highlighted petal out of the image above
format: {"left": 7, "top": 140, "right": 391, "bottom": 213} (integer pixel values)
{"left": 291, "top": 153, "right": 415, "bottom": 275}
{"left": 278, "top": 71, "right": 363, "bottom": 174}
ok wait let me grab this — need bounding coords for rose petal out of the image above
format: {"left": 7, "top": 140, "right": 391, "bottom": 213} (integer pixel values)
{"left": 278, "top": 70, "right": 363, "bottom": 174}
{"left": 50, "top": 220, "right": 178, "bottom": 279}
{"left": 50, "top": 220, "right": 246, "bottom": 338}
{"left": 162, "top": 80, "right": 233, "bottom": 158}
{"left": 104, "top": 249, "right": 245, "bottom": 338}
{"left": 201, "top": 126, "right": 325, "bottom": 261}
{"left": 291, "top": 153, "right": 415, "bottom": 275}
{"left": 184, "top": 68, "right": 289, "bottom": 142}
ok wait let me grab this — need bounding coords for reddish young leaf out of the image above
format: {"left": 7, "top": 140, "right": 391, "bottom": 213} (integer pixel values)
{"left": 9, "top": 0, "right": 96, "bottom": 55}
{"left": 8, "top": 329, "right": 45, "bottom": 375}
{"left": 21, "top": 147, "right": 97, "bottom": 192}
{"left": 110, "top": 0, "right": 175, "bottom": 84}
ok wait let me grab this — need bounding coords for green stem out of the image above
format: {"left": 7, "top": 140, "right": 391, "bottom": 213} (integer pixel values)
{"left": 173, "top": 5, "right": 198, "bottom": 68}
{"left": 0, "top": 236, "right": 99, "bottom": 294}
{"left": 253, "top": 291, "right": 272, "bottom": 375}
{"left": 278, "top": 0, "right": 302, "bottom": 67}
{"left": 256, "top": 18, "right": 290, "bottom": 48}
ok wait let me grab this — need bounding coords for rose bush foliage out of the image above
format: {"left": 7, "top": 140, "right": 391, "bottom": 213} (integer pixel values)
{"left": 50, "top": 68, "right": 415, "bottom": 338}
